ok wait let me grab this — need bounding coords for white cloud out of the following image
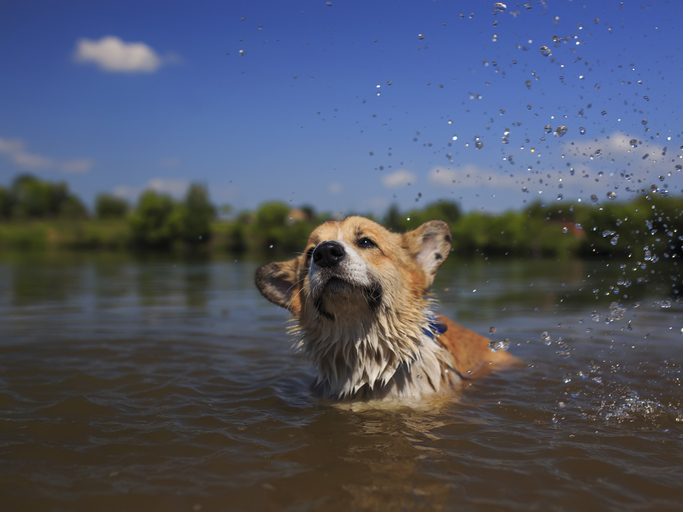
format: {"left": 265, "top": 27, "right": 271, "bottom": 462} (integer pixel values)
{"left": 74, "top": 36, "right": 171, "bottom": 73}
{"left": 0, "top": 136, "right": 93, "bottom": 174}
{"left": 148, "top": 178, "right": 189, "bottom": 196}
{"left": 114, "top": 178, "right": 190, "bottom": 200}
{"left": 428, "top": 165, "right": 516, "bottom": 188}
{"left": 382, "top": 169, "right": 416, "bottom": 187}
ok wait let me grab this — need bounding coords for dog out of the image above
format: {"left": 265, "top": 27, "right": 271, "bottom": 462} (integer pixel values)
{"left": 255, "top": 216, "right": 515, "bottom": 402}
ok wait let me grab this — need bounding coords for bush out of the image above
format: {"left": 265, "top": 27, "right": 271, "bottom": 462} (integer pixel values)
{"left": 95, "top": 194, "right": 129, "bottom": 219}
{"left": 9, "top": 174, "right": 86, "bottom": 219}
{"left": 128, "top": 190, "right": 182, "bottom": 249}
{"left": 181, "top": 184, "right": 215, "bottom": 245}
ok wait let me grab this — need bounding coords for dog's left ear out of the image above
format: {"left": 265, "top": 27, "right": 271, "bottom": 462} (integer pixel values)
{"left": 255, "top": 259, "right": 302, "bottom": 315}
{"left": 403, "top": 220, "right": 452, "bottom": 287}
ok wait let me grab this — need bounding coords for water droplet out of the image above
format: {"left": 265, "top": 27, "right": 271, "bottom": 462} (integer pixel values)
{"left": 590, "top": 194, "right": 598, "bottom": 203}
{"left": 562, "top": 226, "right": 568, "bottom": 234}
{"left": 524, "top": 3, "right": 532, "bottom": 10}
{"left": 493, "top": 2, "right": 507, "bottom": 12}
{"left": 641, "top": 119, "right": 648, "bottom": 125}
{"left": 541, "top": 331, "right": 552, "bottom": 345}
{"left": 610, "top": 235, "right": 619, "bottom": 246}
{"left": 501, "top": 137, "right": 509, "bottom": 144}
{"left": 540, "top": 46, "right": 552, "bottom": 57}
{"left": 489, "top": 326, "right": 497, "bottom": 334}
{"left": 606, "top": 191, "right": 617, "bottom": 200}
{"left": 488, "top": 339, "right": 510, "bottom": 352}
{"left": 579, "top": 127, "right": 586, "bottom": 135}
{"left": 557, "top": 194, "right": 563, "bottom": 200}
{"left": 630, "top": 139, "right": 638, "bottom": 148}
{"left": 544, "top": 125, "right": 552, "bottom": 134}
{"left": 418, "top": 33, "right": 425, "bottom": 40}
{"left": 475, "top": 141, "right": 484, "bottom": 149}
{"left": 554, "top": 125, "right": 568, "bottom": 137}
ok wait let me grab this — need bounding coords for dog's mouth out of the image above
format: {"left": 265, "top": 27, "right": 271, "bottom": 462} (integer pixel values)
{"left": 322, "top": 276, "right": 352, "bottom": 293}
{"left": 312, "top": 276, "right": 383, "bottom": 320}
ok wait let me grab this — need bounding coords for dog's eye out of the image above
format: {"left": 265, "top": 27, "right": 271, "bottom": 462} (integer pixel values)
{"left": 357, "top": 237, "right": 377, "bottom": 249}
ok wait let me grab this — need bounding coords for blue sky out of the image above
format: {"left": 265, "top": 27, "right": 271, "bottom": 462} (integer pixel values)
{"left": 1, "top": 0, "right": 681, "bottom": 216}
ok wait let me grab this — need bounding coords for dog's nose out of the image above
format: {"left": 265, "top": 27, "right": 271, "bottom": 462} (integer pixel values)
{"left": 313, "top": 241, "right": 345, "bottom": 268}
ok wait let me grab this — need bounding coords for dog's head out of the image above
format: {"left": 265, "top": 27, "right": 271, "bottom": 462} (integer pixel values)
{"left": 255, "top": 216, "right": 452, "bottom": 324}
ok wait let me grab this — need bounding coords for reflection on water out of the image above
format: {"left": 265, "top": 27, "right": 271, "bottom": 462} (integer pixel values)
{"left": 0, "top": 251, "right": 682, "bottom": 511}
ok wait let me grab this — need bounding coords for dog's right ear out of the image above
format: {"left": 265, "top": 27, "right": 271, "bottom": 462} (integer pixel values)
{"left": 255, "top": 259, "right": 302, "bottom": 315}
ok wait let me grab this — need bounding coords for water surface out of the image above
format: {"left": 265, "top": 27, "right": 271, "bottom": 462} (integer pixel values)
{"left": 1, "top": 252, "right": 682, "bottom": 511}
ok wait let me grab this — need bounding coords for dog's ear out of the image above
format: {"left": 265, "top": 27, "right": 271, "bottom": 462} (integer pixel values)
{"left": 255, "top": 259, "right": 302, "bottom": 315}
{"left": 403, "top": 220, "right": 452, "bottom": 287}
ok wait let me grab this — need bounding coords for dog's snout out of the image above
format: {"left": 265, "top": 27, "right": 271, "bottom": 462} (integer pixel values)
{"left": 313, "top": 241, "right": 345, "bottom": 268}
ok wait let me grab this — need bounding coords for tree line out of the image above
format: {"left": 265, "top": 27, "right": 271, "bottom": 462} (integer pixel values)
{"left": 1, "top": 174, "right": 682, "bottom": 260}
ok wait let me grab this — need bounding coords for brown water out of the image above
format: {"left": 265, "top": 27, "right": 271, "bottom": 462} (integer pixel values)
{"left": 1, "top": 252, "right": 682, "bottom": 511}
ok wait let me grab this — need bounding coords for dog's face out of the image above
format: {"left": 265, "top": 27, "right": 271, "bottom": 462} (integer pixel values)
{"left": 255, "top": 216, "right": 452, "bottom": 323}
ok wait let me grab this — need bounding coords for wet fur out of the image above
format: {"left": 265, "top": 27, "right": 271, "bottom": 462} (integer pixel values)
{"left": 255, "top": 216, "right": 514, "bottom": 401}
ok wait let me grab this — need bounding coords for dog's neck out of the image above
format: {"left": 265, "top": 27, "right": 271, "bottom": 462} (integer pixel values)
{"left": 295, "top": 309, "right": 457, "bottom": 400}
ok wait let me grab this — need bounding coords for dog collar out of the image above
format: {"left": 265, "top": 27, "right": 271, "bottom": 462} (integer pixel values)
{"left": 424, "top": 314, "right": 447, "bottom": 339}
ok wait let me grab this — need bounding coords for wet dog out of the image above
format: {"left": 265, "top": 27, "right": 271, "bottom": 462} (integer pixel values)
{"left": 255, "top": 216, "right": 514, "bottom": 401}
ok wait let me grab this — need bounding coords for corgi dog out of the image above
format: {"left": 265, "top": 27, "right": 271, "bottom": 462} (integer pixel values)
{"left": 255, "top": 216, "right": 514, "bottom": 402}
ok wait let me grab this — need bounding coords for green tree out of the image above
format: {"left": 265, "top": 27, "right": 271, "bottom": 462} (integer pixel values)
{"left": 383, "top": 203, "right": 403, "bottom": 231}
{"left": 180, "top": 184, "right": 215, "bottom": 245}
{"left": 384, "top": 200, "right": 462, "bottom": 233}
{"left": 251, "top": 201, "right": 291, "bottom": 251}
{"left": 9, "top": 174, "right": 86, "bottom": 218}
{"left": 59, "top": 194, "right": 88, "bottom": 219}
{"left": 0, "top": 186, "right": 13, "bottom": 219}
{"left": 128, "top": 190, "right": 182, "bottom": 249}
{"left": 95, "top": 194, "right": 130, "bottom": 219}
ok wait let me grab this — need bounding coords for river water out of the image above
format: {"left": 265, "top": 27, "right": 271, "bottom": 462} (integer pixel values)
{"left": 1, "top": 251, "right": 682, "bottom": 511}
